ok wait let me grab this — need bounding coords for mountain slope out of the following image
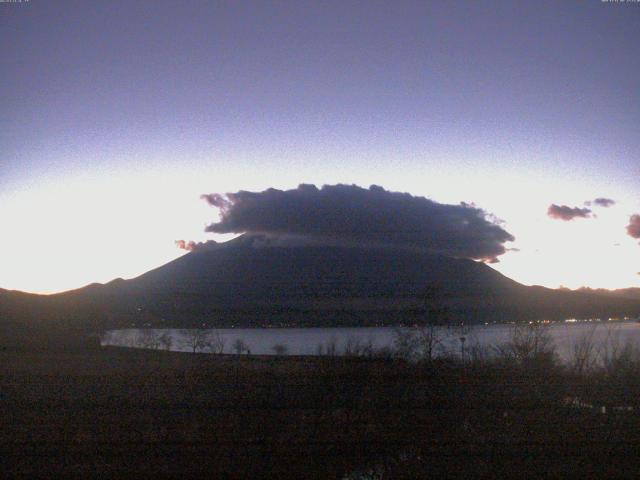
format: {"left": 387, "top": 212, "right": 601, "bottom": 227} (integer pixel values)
{"left": 52, "top": 236, "right": 640, "bottom": 326}
{"left": 2, "top": 236, "right": 640, "bottom": 336}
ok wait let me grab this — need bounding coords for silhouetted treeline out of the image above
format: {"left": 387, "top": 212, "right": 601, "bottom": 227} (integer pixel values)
{"left": 5, "top": 341, "right": 640, "bottom": 478}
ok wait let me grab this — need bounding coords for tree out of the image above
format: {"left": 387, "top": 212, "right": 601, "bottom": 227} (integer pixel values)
{"left": 208, "top": 332, "right": 225, "bottom": 354}
{"left": 159, "top": 332, "right": 173, "bottom": 351}
{"left": 325, "top": 335, "right": 337, "bottom": 356}
{"left": 570, "top": 325, "right": 599, "bottom": 375}
{"left": 393, "top": 327, "right": 420, "bottom": 361}
{"left": 136, "top": 329, "right": 161, "bottom": 350}
{"left": 179, "top": 329, "right": 213, "bottom": 353}
{"left": 232, "top": 338, "right": 249, "bottom": 355}
{"left": 416, "top": 324, "right": 443, "bottom": 361}
{"left": 494, "top": 323, "right": 556, "bottom": 368}
{"left": 343, "top": 337, "right": 374, "bottom": 357}
{"left": 393, "top": 325, "right": 446, "bottom": 362}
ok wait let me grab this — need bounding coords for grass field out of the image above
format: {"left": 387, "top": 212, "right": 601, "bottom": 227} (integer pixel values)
{"left": 3, "top": 346, "right": 640, "bottom": 478}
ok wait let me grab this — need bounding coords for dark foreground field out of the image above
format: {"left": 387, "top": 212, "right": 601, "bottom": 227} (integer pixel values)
{"left": 3, "top": 347, "right": 640, "bottom": 478}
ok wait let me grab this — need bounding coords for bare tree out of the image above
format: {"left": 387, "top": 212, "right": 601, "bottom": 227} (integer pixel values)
{"left": 343, "top": 337, "right": 375, "bottom": 357}
{"left": 315, "top": 336, "right": 338, "bottom": 356}
{"left": 416, "top": 324, "right": 443, "bottom": 361}
{"left": 453, "top": 323, "right": 471, "bottom": 363}
{"left": 467, "top": 341, "right": 493, "bottom": 365}
{"left": 232, "top": 338, "right": 249, "bottom": 355}
{"left": 179, "top": 329, "right": 213, "bottom": 353}
{"left": 136, "top": 329, "right": 161, "bottom": 350}
{"left": 600, "top": 323, "right": 640, "bottom": 376}
{"left": 393, "top": 325, "right": 445, "bottom": 362}
{"left": 326, "top": 335, "right": 337, "bottom": 356}
{"left": 343, "top": 336, "right": 363, "bottom": 357}
{"left": 494, "top": 323, "right": 556, "bottom": 368}
{"left": 159, "top": 331, "right": 173, "bottom": 351}
{"left": 569, "top": 325, "right": 600, "bottom": 375}
{"left": 393, "top": 327, "right": 420, "bottom": 361}
{"left": 208, "top": 332, "right": 225, "bottom": 354}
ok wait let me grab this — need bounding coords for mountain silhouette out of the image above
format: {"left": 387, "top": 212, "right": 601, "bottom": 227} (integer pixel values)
{"left": 1, "top": 234, "right": 639, "bottom": 348}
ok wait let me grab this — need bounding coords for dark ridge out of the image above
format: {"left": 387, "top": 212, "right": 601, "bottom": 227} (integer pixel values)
{"left": 1, "top": 235, "right": 639, "bottom": 349}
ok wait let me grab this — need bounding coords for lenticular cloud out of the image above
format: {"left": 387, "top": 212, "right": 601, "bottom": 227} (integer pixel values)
{"left": 200, "top": 184, "right": 514, "bottom": 263}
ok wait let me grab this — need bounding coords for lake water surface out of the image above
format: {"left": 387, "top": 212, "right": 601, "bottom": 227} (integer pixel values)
{"left": 102, "top": 321, "right": 640, "bottom": 364}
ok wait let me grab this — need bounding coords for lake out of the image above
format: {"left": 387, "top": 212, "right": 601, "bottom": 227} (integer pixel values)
{"left": 102, "top": 320, "right": 640, "bottom": 364}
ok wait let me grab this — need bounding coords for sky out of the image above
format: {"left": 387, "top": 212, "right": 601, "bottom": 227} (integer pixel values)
{"left": 1, "top": 0, "right": 639, "bottom": 294}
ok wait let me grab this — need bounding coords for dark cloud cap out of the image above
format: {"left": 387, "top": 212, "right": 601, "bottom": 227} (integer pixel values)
{"left": 201, "top": 184, "right": 514, "bottom": 262}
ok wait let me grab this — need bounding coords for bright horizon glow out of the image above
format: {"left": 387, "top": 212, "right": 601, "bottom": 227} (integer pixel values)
{"left": 1, "top": 1, "right": 638, "bottom": 293}
{"left": 1, "top": 162, "right": 638, "bottom": 294}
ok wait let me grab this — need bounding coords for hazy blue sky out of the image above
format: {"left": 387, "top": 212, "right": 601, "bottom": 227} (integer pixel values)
{"left": 1, "top": 0, "right": 639, "bottom": 292}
